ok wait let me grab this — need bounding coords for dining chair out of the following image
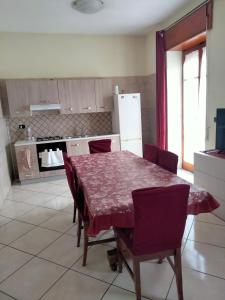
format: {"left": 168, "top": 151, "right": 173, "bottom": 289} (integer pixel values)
{"left": 143, "top": 144, "right": 159, "bottom": 164}
{"left": 116, "top": 184, "right": 190, "bottom": 300}
{"left": 158, "top": 149, "right": 178, "bottom": 174}
{"left": 88, "top": 139, "right": 112, "bottom": 154}
{"left": 63, "top": 152, "right": 115, "bottom": 265}
{"left": 63, "top": 152, "right": 78, "bottom": 224}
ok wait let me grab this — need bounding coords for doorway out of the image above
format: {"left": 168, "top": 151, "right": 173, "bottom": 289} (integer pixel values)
{"left": 182, "top": 44, "right": 207, "bottom": 171}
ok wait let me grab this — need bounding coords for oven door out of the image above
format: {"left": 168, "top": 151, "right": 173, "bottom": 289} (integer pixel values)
{"left": 36, "top": 142, "right": 67, "bottom": 172}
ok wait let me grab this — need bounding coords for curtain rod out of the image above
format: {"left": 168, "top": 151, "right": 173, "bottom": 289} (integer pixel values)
{"left": 162, "top": 0, "right": 210, "bottom": 32}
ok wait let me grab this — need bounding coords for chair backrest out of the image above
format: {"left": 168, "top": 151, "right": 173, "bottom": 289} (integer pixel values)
{"left": 143, "top": 144, "right": 159, "bottom": 164}
{"left": 131, "top": 184, "right": 190, "bottom": 255}
{"left": 63, "top": 152, "right": 84, "bottom": 212}
{"left": 63, "top": 152, "right": 77, "bottom": 200}
{"left": 88, "top": 139, "right": 112, "bottom": 154}
{"left": 158, "top": 149, "right": 178, "bottom": 174}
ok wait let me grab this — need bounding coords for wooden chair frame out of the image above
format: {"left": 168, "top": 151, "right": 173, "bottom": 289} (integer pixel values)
{"left": 77, "top": 213, "right": 115, "bottom": 266}
{"left": 116, "top": 237, "right": 184, "bottom": 300}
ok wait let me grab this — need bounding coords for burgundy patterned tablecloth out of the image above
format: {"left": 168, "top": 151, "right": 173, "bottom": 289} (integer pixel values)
{"left": 70, "top": 151, "right": 219, "bottom": 235}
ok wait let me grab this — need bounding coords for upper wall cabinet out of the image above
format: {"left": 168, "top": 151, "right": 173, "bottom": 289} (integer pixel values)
{"left": 58, "top": 79, "right": 96, "bottom": 114}
{"left": 2, "top": 79, "right": 59, "bottom": 118}
{"left": 25, "top": 79, "right": 59, "bottom": 105}
{"left": 95, "top": 79, "right": 113, "bottom": 112}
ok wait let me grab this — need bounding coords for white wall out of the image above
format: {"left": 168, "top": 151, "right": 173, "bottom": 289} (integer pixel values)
{"left": 145, "top": 0, "right": 225, "bottom": 150}
{"left": 167, "top": 51, "right": 182, "bottom": 166}
{"left": 0, "top": 33, "right": 146, "bottom": 79}
{"left": 0, "top": 100, "right": 11, "bottom": 206}
{"left": 206, "top": 0, "right": 225, "bottom": 149}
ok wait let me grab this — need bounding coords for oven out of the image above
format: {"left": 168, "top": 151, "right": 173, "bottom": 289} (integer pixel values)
{"left": 36, "top": 141, "right": 67, "bottom": 172}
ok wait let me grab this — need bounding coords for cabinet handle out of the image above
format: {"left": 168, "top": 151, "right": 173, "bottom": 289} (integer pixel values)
{"left": 100, "top": 106, "right": 105, "bottom": 109}
{"left": 71, "top": 144, "right": 80, "bottom": 147}
{"left": 25, "top": 174, "right": 33, "bottom": 177}
{"left": 16, "top": 111, "right": 20, "bottom": 114}
{"left": 69, "top": 107, "right": 73, "bottom": 111}
{"left": 83, "top": 107, "right": 92, "bottom": 110}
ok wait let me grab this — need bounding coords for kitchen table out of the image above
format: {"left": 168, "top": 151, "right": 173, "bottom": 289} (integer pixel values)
{"left": 70, "top": 151, "right": 219, "bottom": 236}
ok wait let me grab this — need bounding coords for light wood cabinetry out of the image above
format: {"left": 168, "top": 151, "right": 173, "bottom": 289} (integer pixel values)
{"left": 95, "top": 79, "right": 113, "bottom": 112}
{"left": 66, "top": 135, "right": 120, "bottom": 157}
{"left": 3, "top": 79, "right": 59, "bottom": 118}
{"left": 1, "top": 78, "right": 114, "bottom": 117}
{"left": 66, "top": 140, "right": 89, "bottom": 156}
{"left": 58, "top": 79, "right": 96, "bottom": 114}
{"left": 110, "top": 135, "right": 121, "bottom": 152}
{"left": 25, "top": 79, "right": 59, "bottom": 105}
{"left": 15, "top": 144, "right": 40, "bottom": 181}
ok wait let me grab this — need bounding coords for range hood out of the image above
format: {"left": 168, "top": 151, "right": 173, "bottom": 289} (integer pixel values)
{"left": 30, "top": 104, "right": 61, "bottom": 113}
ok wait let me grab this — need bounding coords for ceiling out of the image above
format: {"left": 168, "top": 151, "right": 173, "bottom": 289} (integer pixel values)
{"left": 0, "top": 0, "right": 192, "bottom": 35}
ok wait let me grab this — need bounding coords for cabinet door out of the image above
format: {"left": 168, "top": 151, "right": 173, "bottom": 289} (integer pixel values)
{"left": 58, "top": 79, "right": 96, "bottom": 114}
{"left": 95, "top": 79, "right": 113, "bottom": 112}
{"left": 27, "top": 79, "right": 59, "bottom": 105}
{"left": 66, "top": 140, "right": 89, "bottom": 157}
{"left": 111, "top": 136, "right": 121, "bottom": 152}
{"left": 15, "top": 145, "right": 40, "bottom": 181}
{"left": 6, "top": 79, "right": 59, "bottom": 118}
{"left": 6, "top": 80, "right": 30, "bottom": 117}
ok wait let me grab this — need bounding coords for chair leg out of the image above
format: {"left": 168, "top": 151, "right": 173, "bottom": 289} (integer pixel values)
{"left": 157, "top": 258, "right": 163, "bottom": 264}
{"left": 116, "top": 238, "right": 122, "bottom": 273}
{"left": 82, "top": 222, "right": 89, "bottom": 266}
{"left": 73, "top": 204, "right": 76, "bottom": 223}
{"left": 133, "top": 259, "right": 141, "bottom": 300}
{"left": 174, "top": 248, "right": 184, "bottom": 300}
{"left": 77, "top": 213, "right": 82, "bottom": 248}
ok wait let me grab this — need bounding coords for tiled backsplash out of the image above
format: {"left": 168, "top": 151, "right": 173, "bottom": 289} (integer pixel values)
{"left": 8, "top": 112, "right": 112, "bottom": 143}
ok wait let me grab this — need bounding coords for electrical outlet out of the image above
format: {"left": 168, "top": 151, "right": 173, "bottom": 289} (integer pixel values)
{"left": 18, "top": 124, "right": 26, "bottom": 129}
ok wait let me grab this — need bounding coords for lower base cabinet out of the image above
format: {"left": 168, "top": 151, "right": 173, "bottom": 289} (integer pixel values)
{"left": 15, "top": 135, "right": 121, "bottom": 182}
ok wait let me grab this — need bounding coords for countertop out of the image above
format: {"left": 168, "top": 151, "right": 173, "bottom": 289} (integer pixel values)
{"left": 14, "top": 133, "right": 120, "bottom": 147}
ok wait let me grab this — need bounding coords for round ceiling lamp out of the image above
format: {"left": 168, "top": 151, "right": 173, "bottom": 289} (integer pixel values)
{"left": 72, "top": 0, "right": 104, "bottom": 14}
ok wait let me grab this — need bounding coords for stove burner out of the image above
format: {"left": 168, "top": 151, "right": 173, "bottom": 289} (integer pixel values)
{"left": 36, "top": 136, "right": 63, "bottom": 142}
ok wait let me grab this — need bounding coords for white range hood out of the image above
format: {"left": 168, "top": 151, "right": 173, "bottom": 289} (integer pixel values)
{"left": 30, "top": 104, "right": 61, "bottom": 113}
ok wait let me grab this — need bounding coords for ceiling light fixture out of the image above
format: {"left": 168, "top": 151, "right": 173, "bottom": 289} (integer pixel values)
{"left": 72, "top": 0, "right": 104, "bottom": 14}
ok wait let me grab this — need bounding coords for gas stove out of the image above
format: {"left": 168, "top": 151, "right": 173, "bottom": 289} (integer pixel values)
{"left": 36, "top": 136, "right": 64, "bottom": 142}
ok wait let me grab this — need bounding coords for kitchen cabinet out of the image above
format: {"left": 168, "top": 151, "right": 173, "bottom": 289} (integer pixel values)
{"left": 58, "top": 79, "right": 96, "bottom": 114}
{"left": 66, "top": 135, "right": 120, "bottom": 157}
{"left": 66, "top": 140, "right": 89, "bottom": 156}
{"left": 95, "top": 79, "right": 113, "bottom": 112}
{"left": 15, "top": 144, "right": 40, "bottom": 181}
{"left": 3, "top": 79, "right": 59, "bottom": 118}
{"left": 110, "top": 135, "right": 121, "bottom": 152}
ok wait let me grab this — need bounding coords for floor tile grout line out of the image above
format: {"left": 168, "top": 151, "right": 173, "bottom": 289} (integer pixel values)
{"left": 195, "top": 219, "right": 225, "bottom": 227}
{"left": 0, "top": 211, "right": 77, "bottom": 243}
{"left": 186, "top": 238, "right": 225, "bottom": 249}
{"left": 3, "top": 195, "right": 73, "bottom": 216}
{"left": 182, "top": 264, "right": 225, "bottom": 281}
{"left": 38, "top": 269, "right": 69, "bottom": 300}
{"left": 0, "top": 289, "right": 18, "bottom": 300}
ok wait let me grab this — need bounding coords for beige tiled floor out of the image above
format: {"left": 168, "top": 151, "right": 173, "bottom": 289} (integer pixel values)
{"left": 0, "top": 177, "right": 224, "bottom": 300}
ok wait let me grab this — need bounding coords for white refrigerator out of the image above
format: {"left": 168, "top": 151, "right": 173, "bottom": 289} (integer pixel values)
{"left": 112, "top": 93, "right": 143, "bottom": 157}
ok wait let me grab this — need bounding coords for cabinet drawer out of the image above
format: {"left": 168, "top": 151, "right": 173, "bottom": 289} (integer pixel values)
{"left": 18, "top": 168, "right": 40, "bottom": 181}
{"left": 66, "top": 140, "right": 89, "bottom": 156}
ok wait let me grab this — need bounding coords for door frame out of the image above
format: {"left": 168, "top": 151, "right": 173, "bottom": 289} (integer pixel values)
{"left": 181, "top": 42, "right": 206, "bottom": 172}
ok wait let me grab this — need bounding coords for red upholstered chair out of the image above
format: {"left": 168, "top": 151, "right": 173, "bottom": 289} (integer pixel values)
{"left": 63, "top": 152, "right": 115, "bottom": 265}
{"left": 88, "top": 139, "right": 111, "bottom": 154}
{"left": 63, "top": 152, "right": 78, "bottom": 224}
{"left": 116, "top": 184, "right": 190, "bottom": 300}
{"left": 158, "top": 149, "right": 178, "bottom": 174}
{"left": 143, "top": 144, "right": 159, "bottom": 164}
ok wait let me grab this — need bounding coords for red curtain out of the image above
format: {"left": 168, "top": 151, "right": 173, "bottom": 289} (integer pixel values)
{"left": 156, "top": 31, "right": 167, "bottom": 150}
